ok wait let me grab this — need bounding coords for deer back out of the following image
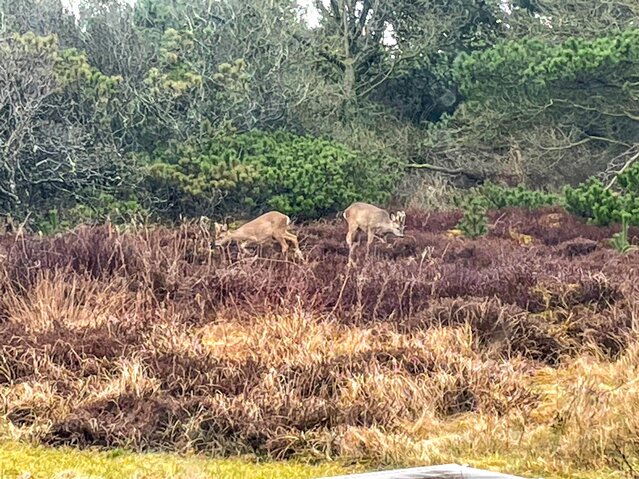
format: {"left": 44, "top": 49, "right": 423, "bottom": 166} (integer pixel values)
{"left": 230, "top": 211, "right": 290, "bottom": 241}
{"left": 344, "top": 202, "right": 391, "bottom": 229}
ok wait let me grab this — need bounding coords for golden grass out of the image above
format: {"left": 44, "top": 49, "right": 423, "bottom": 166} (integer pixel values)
{"left": 2, "top": 309, "right": 639, "bottom": 477}
{"left": 196, "top": 313, "right": 639, "bottom": 478}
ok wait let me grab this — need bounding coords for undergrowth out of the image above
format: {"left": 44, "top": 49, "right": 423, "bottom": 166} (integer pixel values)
{"left": 0, "top": 206, "right": 638, "bottom": 477}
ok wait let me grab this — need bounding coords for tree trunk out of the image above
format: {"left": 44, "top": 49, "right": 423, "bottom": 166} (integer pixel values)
{"left": 340, "top": 0, "right": 355, "bottom": 101}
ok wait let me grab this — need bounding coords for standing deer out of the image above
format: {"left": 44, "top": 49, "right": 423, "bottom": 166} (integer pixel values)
{"left": 214, "top": 211, "right": 304, "bottom": 261}
{"left": 342, "top": 202, "right": 406, "bottom": 262}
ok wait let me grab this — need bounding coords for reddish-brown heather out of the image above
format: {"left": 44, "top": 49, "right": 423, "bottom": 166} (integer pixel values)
{"left": 0, "top": 207, "right": 638, "bottom": 470}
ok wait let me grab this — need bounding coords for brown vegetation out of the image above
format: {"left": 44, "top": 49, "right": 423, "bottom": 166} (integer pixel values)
{"left": 0, "top": 207, "right": 638, "bottom": 474}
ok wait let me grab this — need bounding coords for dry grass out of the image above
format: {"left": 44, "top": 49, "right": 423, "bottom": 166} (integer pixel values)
{"left": 0, "top": 207, "right": 638, "bottom": 477}
{"left": 401, "top": 175, "right": 457, "bottom": 211}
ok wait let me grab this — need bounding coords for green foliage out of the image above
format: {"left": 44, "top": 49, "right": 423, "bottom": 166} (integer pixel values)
{"left": 54, "top": 47, "right": 123, "bottom": 128}
{"left": 452, "top": 183, "right": 562, "bottom": 212}
{"left": 616, "top": 161, "right": 639, "bottom": 192}
{"left": 610, "top": 213, "right": 636, "bottom": 254}
{"left": 34, "top": 209, "right": 65, "bottom": 236}
{"left": 456, "top": 196, "right": 488, "bottom": 238}
{"left": 144, "top": 28, "right": 203, "bottom": 95}
{"left": 67, "top": 194, "right": 149, "bottom": 225}
{"left": 145, "top": 130, "right": 401, "bottom": 219}
{"left": 446, "top": 28, "right": 639, "bottom": 186}
{"left": 477, "top": 182, "right": 562, "bottom": 209}
{"left": 33, "top": 194, "right": 149, "bottom": 234}
{"left": 3, "top": 0, "right": 638, "bottom": 228}
{"left": 565, "top": 162, "right": 639, "bottom": 226}
{"left": 455, "top": 29, "right": 639, "bottom": 99}
{"left": 564, "top": 179, "right": 620, "bottom": 226}
{"left": 0, "top": 32, "right": 128, "bottom": 221}
{"left": 133, "top": 25, "right": 249, "bottom": 150}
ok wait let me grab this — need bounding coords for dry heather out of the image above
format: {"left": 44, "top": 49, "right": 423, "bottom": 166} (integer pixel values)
{"left": 1, "top": 206, "right": 639, "bottom": 474}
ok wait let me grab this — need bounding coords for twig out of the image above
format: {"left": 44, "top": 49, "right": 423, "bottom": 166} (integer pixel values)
{"left": 606, "top": 150, "right": 639, "bottom": 190}
{"left": 405, "top": 163, "right": 485, "bottom": 182}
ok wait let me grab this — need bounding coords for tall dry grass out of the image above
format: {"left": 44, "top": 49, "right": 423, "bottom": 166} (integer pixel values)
{"left": 0, "top": 207, "right": 638, "bottom": 474}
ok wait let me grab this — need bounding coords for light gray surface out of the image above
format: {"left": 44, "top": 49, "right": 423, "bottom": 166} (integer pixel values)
{"left": 316, "top": 464, "right": 538, "bottom": 479}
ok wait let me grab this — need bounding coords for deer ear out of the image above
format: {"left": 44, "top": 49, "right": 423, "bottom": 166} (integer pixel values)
{"left": 390, "top": 213, "right": 396, "bottom": 222}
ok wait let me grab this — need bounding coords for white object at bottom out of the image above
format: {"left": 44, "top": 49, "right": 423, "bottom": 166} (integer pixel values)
{"left": 316, "top": 464, "right": 540, "bottom": 479}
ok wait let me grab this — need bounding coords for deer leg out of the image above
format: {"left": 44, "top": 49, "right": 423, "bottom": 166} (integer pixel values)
{"left": 283, "top": 231, "right": 299, "bottom": 250}
{"left": 366, "top": 228, "right": 376, "bottom": 256}
{"left": 239, "top": 241, "right": 252, "bottom": 258}
{"left": 284, "top": 231, "right": 304, "bottom": 261}
{"left": 346, "top": 226, "right": 359, "bottom": 265}
{"left": 374, "top": 233, "right": 392, "bottom": 248}
{"left": 275, "top": 235, "right": 289, "bottom": 258}
{"left": 374, "top": 234, "right": 387, "bottom": 244}
{"left": 346, "top": 229, "right": 354, "bottom": 249}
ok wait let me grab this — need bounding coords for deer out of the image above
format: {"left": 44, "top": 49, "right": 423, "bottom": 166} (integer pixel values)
{"left": 213, "top": 211, "right": 304, "bottom": 261}
{"left": 342, "top": 202, "right": 406, "bottom": 263}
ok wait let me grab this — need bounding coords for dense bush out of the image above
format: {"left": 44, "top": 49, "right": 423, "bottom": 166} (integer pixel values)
{"left": 443, "top": 28, "right": 639, "bottom": 187}
{"left": 0, "top": 33, "right": 129, "bottom": 223}
{"left": 565, "top": 179, "right": 621, "bottom": 226}
{"left": 144, "top": 130, "right": 401, "bottom": 219}
{"left": 456, "top": 196, "right": 488, "bottom": 238}
{"left": 450, "top": 171, "right": 639, "bottom": 231}
{"left": 565, "top": 163, "right": 639, "bottom": 226}
{"left": 478, "top": 182, "right": 562, "bottom": 210}
{"left": 31, "top": 192, "right": 149, "bottom": 235}
{"left": 452, "top": 183, "right": 562, "bottom": 213}
{"left": 610, "top": 213, "right": 635, "bottom": 253}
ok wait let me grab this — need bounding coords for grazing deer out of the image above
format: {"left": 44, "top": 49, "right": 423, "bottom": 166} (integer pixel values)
{"left": 342, "top": 202, "right": 406, "bottom": 261}
{"left": 214, "top": 211, "right": 304, "bottom": 261}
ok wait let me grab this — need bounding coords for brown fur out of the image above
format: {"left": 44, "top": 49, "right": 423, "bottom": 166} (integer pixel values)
{"left": 215, "top": 211, "right": 304, "bottom": 261}
{"left": 343, "top": 202, "right": 406, "bottom": 261}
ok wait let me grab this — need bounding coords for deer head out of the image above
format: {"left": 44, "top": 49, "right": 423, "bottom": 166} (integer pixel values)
{"left": 213, "top": 221, "right": 230, "bottom": 246}
{"left": 389, "top": 210, "right": 406, "bottom": 237}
